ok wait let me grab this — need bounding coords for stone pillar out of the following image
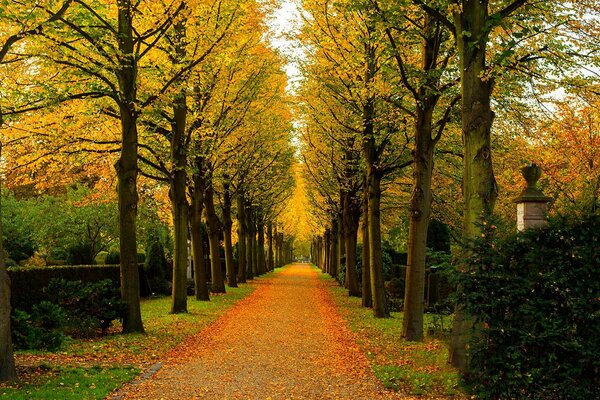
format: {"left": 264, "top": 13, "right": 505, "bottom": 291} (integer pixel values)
{"left": 514, "top": 163, "right": 552, "bottom": 231}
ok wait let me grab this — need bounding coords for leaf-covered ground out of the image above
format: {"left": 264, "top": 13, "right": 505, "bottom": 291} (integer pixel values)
{"left": 318, "top": 268, "right": 466, "bottom": 398}
{"left": 115, "top": 264, "right": 409, "bottom": 399}
{"left": 1, "top": 280, "right": 258, "bottom": 399}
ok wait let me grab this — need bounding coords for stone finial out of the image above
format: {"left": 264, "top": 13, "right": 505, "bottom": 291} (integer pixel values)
{"left": 515, "top": 163, "right": 552, "bottom": 231}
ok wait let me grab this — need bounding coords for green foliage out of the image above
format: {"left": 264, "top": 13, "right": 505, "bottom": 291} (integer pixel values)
{"left": 45, "top": 279, "right": 127, "bottom": 337}
{"left": 104, "top": 251, "right": 120, "bottom": 265}
{"left": 385, "top": 277, "right": 404, "bottom": 312}
{"left": 66, "top": 242, "right": 96, "bottom": 265}
{"left": 356, "top": 243, "right": 394, "bottom": 282}
{"left": 458, "top": 215, "right": 600, "bottom": 399}
{"left": 427, "top": 219, "right": 451, "bottom": 253}
{"left": 11, "top": 302, "right": 66, "bottom": 351}
{"left": 8, "top": 265, "right": 121, "bottom": 311}
{"left": 144, "top": 239, "right": 169, "bottom": 294}
{"left": 1, "top": 190, "right": 36, "bottom": 263}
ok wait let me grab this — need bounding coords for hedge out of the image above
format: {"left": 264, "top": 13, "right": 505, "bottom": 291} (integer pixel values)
{"left": 8, "top": 264, "right": 151, "bottom": 312}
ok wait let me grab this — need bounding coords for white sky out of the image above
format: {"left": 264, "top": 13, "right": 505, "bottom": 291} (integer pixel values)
{"left": 268, "top": 0, "right": 304, "bottom": 91}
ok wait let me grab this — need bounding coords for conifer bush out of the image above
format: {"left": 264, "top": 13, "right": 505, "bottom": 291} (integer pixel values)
{"left": 458, "top": 215, "right": 600, "bottom": 399}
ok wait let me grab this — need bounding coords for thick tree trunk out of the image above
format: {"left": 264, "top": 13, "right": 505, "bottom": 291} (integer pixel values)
{"left": 190, "top": 177, "right": 209, "bottom": 301}
{"left": 403, "top": 107, "right": 434, "bottom": 340}
{"left": 368, "top": 169, "right": 388, "bottom": 318}
{"left": 361, "top": 182, "right": 372, "bottom": 308}
{"left": 257, "top": 222, "right": 266, "bottom": 275}
{"left": 116, "top": 0, "right": 143, "bottom": 333}
{"left": 449, "top": 1, "right": 498, "bottom": 370}
{"left": 267, "top": 223, "right": 274, "bottom": 271}
{"left": 344, "top": 190, "right": 361, "bottom": 297}
{"left": 0, "top": 145, "right": 16, "bottom": 381}
{"left": 204, "top": 184, "right": 225, "bottom": 294}
{"left": 222, "top": 182, "right": 237, "bottom": 288}
{"left": 236, "top": 193, "right": 247, "bottom": 283}
{"left": 170, "top": 31, "right": 189, "bottom": 312}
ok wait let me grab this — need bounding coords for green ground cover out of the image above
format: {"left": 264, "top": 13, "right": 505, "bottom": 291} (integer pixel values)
{"left": 317, "top": 267, "right": 466, "bottom": 398}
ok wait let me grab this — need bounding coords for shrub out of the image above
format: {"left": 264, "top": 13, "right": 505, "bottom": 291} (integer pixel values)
{"left": 11, "top": 302, "right": 66, "bottom": 351}
{"left": 8, "top": 265, "right": 121, "bottom": 311}
{"left": 144, "top": 240, "right": 168, "bottom": 294}
{"left": 45, "top": 279, "right": 127, "bottom": 337}
{"left": 104, "top": 251, "right": 120, "bottom": 265}
{"left": 385, "top": 277, "right": 404, "bottom": 312}
{"left": 356, "top": 243, "right": 394, "bottom": 281}
{"left": 66, "top": 242, "right": 95, "bottom": 265}
{"left": 458, "top": 215, "right": 600, "bottom": 399}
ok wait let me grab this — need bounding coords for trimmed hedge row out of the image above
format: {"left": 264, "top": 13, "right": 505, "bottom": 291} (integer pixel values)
{"left": 8, "top": 264, "right": 150, "bottom": 312}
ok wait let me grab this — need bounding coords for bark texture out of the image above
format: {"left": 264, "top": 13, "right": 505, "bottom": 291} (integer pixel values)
{"left": 190, "top": 176, "right": 209, "bottom": 301}
{"left": 449, "top": 0, "right": 499, "bottom": 370}
{"left": 116, "top": 0, "right": 144, "bottom": 333}
{"left": 204, "top": 182, "right": 225, "bottom": 294}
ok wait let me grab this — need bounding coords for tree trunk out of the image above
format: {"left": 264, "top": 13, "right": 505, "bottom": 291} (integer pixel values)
{"left": 170, "top": 25, "right": 189, "bottom": 313}
{"left": 403, "top": 107, "right": 435, "bottom": 340}
{"left": 0, "top": 145, "right": 16, "bottom": 381}
{"left": 204, "top": 183, "right": 225, "bottom": 294}
{"left": 190, "top": 174, "right": 209, "bottom": 301}
{"left": 368, "top": 169, "right": 388, "bottom": 318}
{"left": 402, "top": 15, "right": 444, "bottom": 340}
{"left": 278, "top": 232, "right": 284, "bottom": 268}
{"left": 344, "top": 191, "right": 361, "bottom": 297}
{"left": 257, "top": 222, "right": 266, "bottom": 275}
{"left": 267, "top": 222, "right": 274, "bottom": 271}
{"left": 222, "top": 181, "right": 237, "bottom": 288}
{"left": 361, "top": 181, "right": 372, "bottom": 308}
{"left": 116, "top": 0, "right": 143, "bottom": 333}
{"left": 252, "top": 220, "right": 259, "bottom": 277}
{"left": 330, "top": 219, "right": 339, "bottom": 278}
{"left": 236, "top": 193, "right": 247, "bottom": 283}
{"left": 449, "top": 1, "right": 498, "bottom": 369}
{"left": 245, "top": 206, "right": 254, "bottom": 280}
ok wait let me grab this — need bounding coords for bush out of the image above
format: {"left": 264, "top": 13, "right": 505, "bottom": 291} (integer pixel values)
{"left": 45, "top": 279, "right": 127, "bottom": 337}
{"left": 104, "top": 251, "right": 120, "bottom": 265}
{"left": 66, "top": 242, "right": 95, "bottom": 265}
{"left": 11, "top": 302, "right": 66, "bottom": 351}
{"left": 144, "top": 240, "right": 168, "bottom": 294}
{"left": 427, "top": 219, "right": 451, "bottom": 253}
{"left": 356, "top": 243, "right": 394, "bottom": 281}
{"left": 458, "top": 215, "right": 600, "bottom": 399}
{"left": 385, "top": 277, "right": 404, "bottom": 312}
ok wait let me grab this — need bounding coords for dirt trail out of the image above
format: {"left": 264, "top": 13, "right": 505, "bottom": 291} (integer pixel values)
{"left": 114, "top": 264, "right": 396, "bottom": 399}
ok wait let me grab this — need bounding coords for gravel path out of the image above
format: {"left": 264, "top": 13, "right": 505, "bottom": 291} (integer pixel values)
{"left": 115, "top": 264, "right": 396, "bottom": 399}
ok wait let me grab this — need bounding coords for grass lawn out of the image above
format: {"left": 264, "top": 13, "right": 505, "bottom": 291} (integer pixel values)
{"left": 1, "top": 270, "right": 280, "bottom": 399}
{"left": 316, "top": 267, "right": 466, "bottom": 399}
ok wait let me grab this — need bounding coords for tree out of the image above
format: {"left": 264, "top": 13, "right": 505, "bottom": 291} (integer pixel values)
{"left": 0, "top": 0, "right": 74, "bottom": 380}
{"left": 414, "top": 0, "right": 600, "bottom": 368}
